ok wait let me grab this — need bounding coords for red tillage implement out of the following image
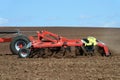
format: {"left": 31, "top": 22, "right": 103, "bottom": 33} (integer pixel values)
{"left": 10, "top": 30, "right": 110, "bottom": 58}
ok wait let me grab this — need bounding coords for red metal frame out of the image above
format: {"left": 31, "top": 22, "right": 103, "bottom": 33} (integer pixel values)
{"left": 29, "top": 31, "right": 82, "bottom": 48}
{"left": 0, "top": 38, "right": 12, "bottom": 43}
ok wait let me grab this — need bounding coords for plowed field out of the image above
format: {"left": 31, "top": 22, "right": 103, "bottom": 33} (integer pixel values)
{"left": 0, "top": 27, "right": 120, "bottom": 80}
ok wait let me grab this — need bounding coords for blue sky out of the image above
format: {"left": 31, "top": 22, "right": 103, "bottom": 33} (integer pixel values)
{"left": 0, "top": 0, "right": 120, "bottom": 27}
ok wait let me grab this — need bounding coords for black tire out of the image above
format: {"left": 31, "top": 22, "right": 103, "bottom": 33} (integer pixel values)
{"left": 10, "top": 35, "right": 30, "bottom": 55}
{"left": 18, "top": 48, "right": 31, "bottom": 58}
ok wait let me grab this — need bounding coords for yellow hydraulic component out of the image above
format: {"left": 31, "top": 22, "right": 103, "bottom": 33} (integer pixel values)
{"left": 85, "top": 36, "right": 97, "bottom": 46}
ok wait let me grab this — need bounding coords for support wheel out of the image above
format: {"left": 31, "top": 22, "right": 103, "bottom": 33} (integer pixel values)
{"left": 18, "top": 48, "right": 31, "bottom": 58}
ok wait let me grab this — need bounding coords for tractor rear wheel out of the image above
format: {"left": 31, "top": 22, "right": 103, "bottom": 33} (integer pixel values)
{"left": 10, "top": 35, "right": 30, "bottom": 55}
{"left": 18, "top": 48, "right": 31, "bottom": 58}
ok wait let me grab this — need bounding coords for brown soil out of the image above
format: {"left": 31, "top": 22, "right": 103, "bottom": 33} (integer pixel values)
{"left": 0, "top": 27, "right": 120, "bottom": 80}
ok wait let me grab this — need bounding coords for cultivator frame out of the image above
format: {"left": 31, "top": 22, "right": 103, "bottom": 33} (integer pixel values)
{"left": 30, "top": 31, "right": 83, "bottom": 48}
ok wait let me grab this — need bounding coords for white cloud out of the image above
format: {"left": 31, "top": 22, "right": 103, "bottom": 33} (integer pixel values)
{"left": 0, "top": 18, "right": 8, "bottom": 25}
